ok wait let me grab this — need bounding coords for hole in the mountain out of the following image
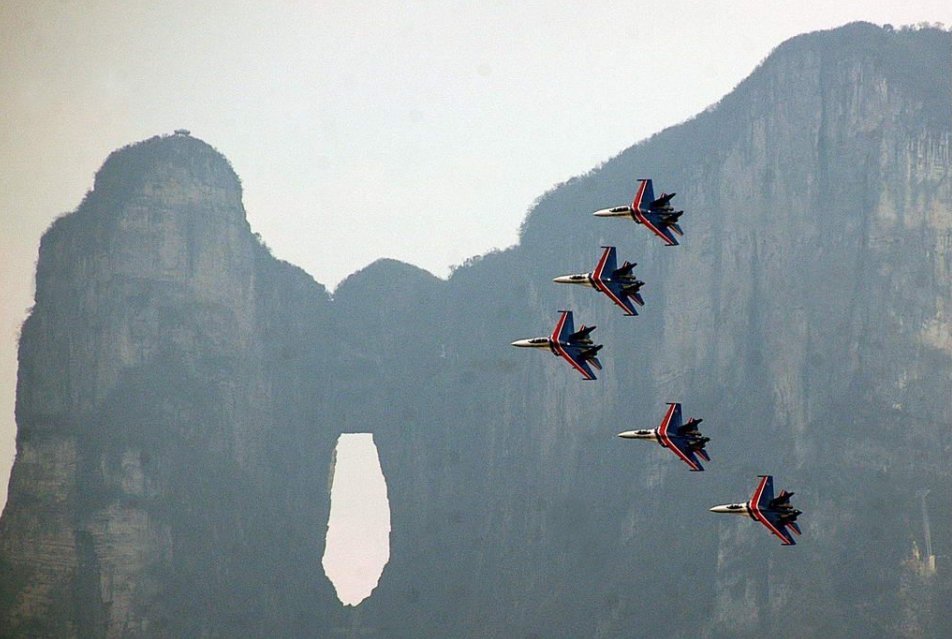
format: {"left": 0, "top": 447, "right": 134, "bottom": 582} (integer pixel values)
{"left": 322, "top": 433, "right": 391, "bottom": 606}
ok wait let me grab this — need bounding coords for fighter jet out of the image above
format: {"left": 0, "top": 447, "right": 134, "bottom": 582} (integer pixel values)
{"left": 553, "top": 246, "right": 645, "bottom": 316}
{"left": 511, "top": 310, "right": 603, "bottom": 380}
{"left": 617, "top": 402, "right": 709, "bottom": 471}
{"left": 710, "top": 475, "right": 803, "bottom": 545}
{"left": 593, "top": 178, "right": 684, "bottom": 246}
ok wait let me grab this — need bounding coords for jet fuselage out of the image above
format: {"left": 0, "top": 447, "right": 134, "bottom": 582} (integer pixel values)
{"left": 552, "top": 273, "right": 597, "bottom": 288}
{"left": 510, "top": 336, "right": 595, "bottom": 357}
{"left": 709, "top": 503, "right": 755, "bottom": 517}
{"left": 593, "top": 205, "right": 639, "bottom": 221}
{"left": 552, "top": 273, "right": 642, "bottom": 289}
{"left": 616, "top": 428, "right": 658, "bottom": 441}
{"left": 710, "top": 502, "right": 803, "bottom": 521}
{"left": 510, "top": 337, "right": 556, "bottom": 353}
{"left": 617, "top": 428, "right": 707, "bottom": 447}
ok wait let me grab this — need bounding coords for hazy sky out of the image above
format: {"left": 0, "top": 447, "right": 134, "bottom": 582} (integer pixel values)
{"left": 1, "top": 0, "right": 949, "bottom": 600}
{"left": 323, "top": 434, "right": 390, "bottom": 605}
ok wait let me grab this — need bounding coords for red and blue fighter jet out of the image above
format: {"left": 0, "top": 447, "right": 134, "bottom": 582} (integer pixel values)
{"left": 553, "top": 246, "right": 645, "bottom": 316}
{"left": 710, "top": 475, "right": 803, "bottom": 545}
{"left": 511, "top": 310, "right": 603, "bottom": 380}
{"left": 593, "top": 178, "right": 684, "bottom": 246}
{"left": 617, "top": 402, "right": 710, "bottom": 471}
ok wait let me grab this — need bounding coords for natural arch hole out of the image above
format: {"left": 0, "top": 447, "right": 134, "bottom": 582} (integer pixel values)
{"left": 322, "top": 433, "right": 391, "bottom": 606}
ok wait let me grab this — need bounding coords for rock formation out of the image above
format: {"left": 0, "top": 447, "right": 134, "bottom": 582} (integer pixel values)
{"left": 1, "top": 22, "right": 950, "bottom": 638}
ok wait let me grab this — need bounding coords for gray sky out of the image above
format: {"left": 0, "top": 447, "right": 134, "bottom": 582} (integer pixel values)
{"left": 1, "top": 0, "right": 949, "bottom": 601}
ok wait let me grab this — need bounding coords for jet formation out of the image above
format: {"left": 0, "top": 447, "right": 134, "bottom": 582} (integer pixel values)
{"left": 510, "top": 176, "right": 802, "bottom": 546}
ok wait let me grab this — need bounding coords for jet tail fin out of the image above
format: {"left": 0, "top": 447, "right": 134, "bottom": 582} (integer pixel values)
{"left": 569, "top": 325, "right": 596, "bottom": 343}
{"left": 612, "top": 260, "right": 636, "bottom": 278}
{"left": 650, "top": 192, "right": 676, "bottom": 208}
{"left": 770, "top": 490, "right": 794, "bottom": 508}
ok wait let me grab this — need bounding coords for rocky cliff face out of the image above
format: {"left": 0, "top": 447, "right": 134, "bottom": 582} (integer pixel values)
{"left": 1, "top": 23, "right": 950, "bottom": 639}
{"left": 0, "top": 136, "right": 344, "bottom": 637}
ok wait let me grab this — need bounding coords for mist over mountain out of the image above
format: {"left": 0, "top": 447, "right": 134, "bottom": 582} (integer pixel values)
{"left": 1, "top": 22, "right": 950, "bottom": 638}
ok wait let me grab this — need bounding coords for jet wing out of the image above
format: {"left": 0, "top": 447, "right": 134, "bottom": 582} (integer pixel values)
{"left": 660, "top": 402, "right": 683, "bottom": 432}
{"left": 755, "top": 510, "right": 797, "bottom": 546}
{"left": 657, "top": 403, "right": 704, "bottom": 471}
{"left": 631, "top": 179, "right": 654, "bottom": 210}
{"left": 550, "top": 310, "right": 575, "bottom": 344}
{"left": 595, "top": 245, "right": 619, "bottom": 275}
{"left": 669, "top": 441, "right": 704, "bottom": 472}
{"left": 557, "top": 344, "right": 598, "bottom": 380}
{"left": 592, "top": 247, "right": 640, "bottom": 316}
{"left": 634, "top": 209, "right": 680, "bottom": 246}
{"left": 751, "top": 474, "right": 775, "bottom": 508}
{"left": 750, "top": 475, "right": 796, "bottom": 545}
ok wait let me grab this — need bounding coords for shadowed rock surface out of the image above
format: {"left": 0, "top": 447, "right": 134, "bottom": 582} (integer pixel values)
{"left": 1, "top": 23, "right": 950, "bottom": 638}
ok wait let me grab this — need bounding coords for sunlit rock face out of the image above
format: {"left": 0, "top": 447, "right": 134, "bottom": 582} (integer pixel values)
{"left": 1, "top": 23, "right": 950, "bottom": 639}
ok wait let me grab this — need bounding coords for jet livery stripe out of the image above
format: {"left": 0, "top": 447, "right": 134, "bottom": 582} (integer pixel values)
{"left": 749, "top": 478, "right": 794, "bottom": 544}
{"left": 592, "top": 246, "right": 613, "bottom": 282}
{"left": 634, "top": 210, "right": 677, "bottom": 246}
{"left": 657, "top": 402, "right": 678, "bottom": 440}
{"left": 550, "top": 311, "right": 569, "bottom": 343}
{"left": 631, "top": 179, "right": 648, "bottom": 210}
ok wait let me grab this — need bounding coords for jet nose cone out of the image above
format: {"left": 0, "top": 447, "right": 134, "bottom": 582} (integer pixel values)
{"left": 709, "top": 505, "right": 732, "bottom": 514}
{"left": 593, "top": 208, "right": 614, "bottom": 217}
{"left": 616, "top": 430, "right": 637, "bottom": 439}
{"left": 553, "top": 275, "right": 574, "bottom": 284}
{"left": 511, "top": 339, "right": 532, "bottom": 348}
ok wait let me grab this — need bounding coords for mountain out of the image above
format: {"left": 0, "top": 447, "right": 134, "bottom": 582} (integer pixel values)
{"left": 1, "top": 22, "right": 950, "bottom": 638}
